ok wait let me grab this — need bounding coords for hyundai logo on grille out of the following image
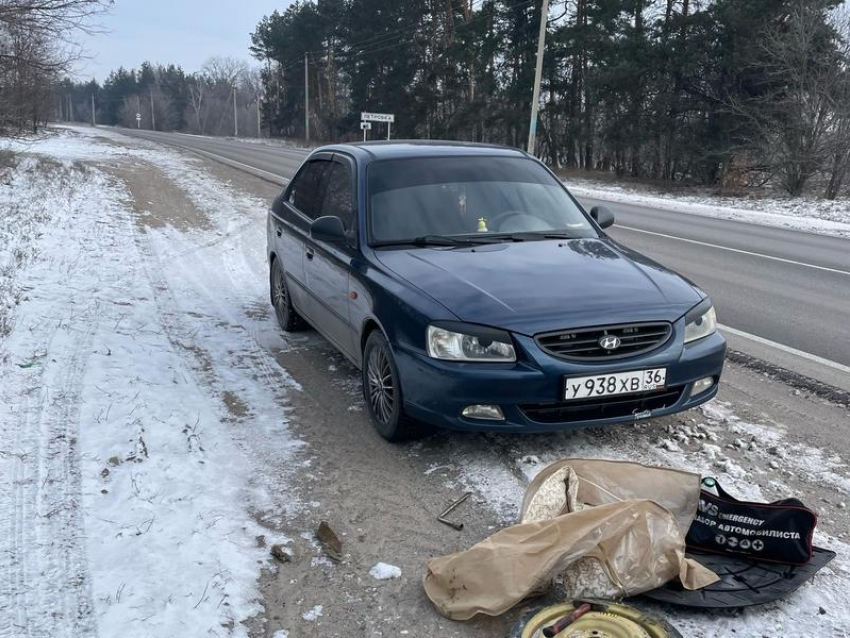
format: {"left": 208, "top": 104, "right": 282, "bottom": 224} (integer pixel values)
{"left": 598, "top": 335, "right": 622, "bottom": 350}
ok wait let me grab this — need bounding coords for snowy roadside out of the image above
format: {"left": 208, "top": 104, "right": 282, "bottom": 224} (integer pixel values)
{"left": 565, "top": 179, "right": 850, "bottom": 239}
{"left": 0, "top": 129, "right": 303, "bottom": 637}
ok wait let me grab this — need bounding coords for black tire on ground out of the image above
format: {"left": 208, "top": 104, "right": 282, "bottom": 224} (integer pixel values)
{"left": 361, "top": 330, "right": 428, "bottom": 442}
{"left": 270, "top": 258, "right": 306, "bottom": 332}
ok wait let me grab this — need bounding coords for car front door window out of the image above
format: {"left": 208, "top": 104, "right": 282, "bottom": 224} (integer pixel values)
{"left": 319, "top": 162, "right": 355, "bottom": 230}
{"left": 288, "top": 159, "right": 330, "bottom": 219}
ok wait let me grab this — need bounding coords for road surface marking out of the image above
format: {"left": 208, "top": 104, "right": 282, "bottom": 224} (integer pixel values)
{"left": 618, "top": 225, "right": 850, "bottom": 277}
{"left": 718, "top": 323, "right": 850, "bottom": 374}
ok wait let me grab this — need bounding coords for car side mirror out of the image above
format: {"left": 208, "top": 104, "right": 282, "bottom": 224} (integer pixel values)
{"left": 590, "top": 205, "right": 615, "bottom": 229}
{"left": 311, "top": 215, "right": 347, "bottom": 243}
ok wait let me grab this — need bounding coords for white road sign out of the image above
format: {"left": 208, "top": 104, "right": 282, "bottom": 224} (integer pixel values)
{"left": 135, "top": 113, "right": 141, "bottom": 121}
{"left": 361, "top": 112, "right": 394, "bottom": 123}
{"left": 360, "top": 122, "right": 372, "bottom": 130}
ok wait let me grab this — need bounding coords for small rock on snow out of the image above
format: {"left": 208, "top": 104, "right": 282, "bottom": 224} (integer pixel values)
{"left": 369, "top": 562, "right": 402, "bottom": 580}
{"left": 700, "top": 443, "right": 722, "bottom": 460}
{"left": 657, "top": 438, "right": 681, "bottom": 452}
{"left": 270, "top": 544, "right": 292, "bottom": 563}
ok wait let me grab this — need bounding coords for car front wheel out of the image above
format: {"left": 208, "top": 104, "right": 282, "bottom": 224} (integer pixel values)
{"left": 362, "top": 331, "right": 424, "bottom": 442}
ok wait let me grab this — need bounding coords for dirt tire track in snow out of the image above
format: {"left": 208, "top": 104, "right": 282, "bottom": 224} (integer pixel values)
{"left": 120, "top": 158, "right": 304, "bottom": 526}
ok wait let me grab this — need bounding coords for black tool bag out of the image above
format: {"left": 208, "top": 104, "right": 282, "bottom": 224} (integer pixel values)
{"left": 686, "top": 478, "right": 817, "bottom": 565}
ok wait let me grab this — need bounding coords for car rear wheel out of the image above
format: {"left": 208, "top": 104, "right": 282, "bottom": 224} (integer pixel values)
{"left": 362, "top": 331, "right": 425, "bottom": 442}
{"left": 271, "top": 258, "right": 305, "bottom": 332}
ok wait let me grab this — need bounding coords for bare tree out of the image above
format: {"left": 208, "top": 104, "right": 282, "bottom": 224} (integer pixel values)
{"left": 730, "top": 0, "right": 845, "bottom": 196}
{"left": 0, "top": 0, "right": 110, "bottom": 133}
{"left": 823, "top": 9, "right": 850, "bottom": 199}
{"left": 187, "top": 57, "right": 250, "bottom": 136}
{"left": 201, "top": 56, "right": 247, "bottom": 87}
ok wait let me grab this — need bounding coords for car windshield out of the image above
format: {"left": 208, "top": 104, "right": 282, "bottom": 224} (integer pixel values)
{"left": 367, "top": 156, "right": 598, "bottom": 245}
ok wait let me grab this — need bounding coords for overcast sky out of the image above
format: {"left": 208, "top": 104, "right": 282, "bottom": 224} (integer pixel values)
{"left": 76, "top": 1, "right": 291, "bottom": 81}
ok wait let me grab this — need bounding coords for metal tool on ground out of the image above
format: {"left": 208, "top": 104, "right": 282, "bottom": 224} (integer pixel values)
{"left": 437, "top": 492, "right": 471, "bottom": 531}
{"left": 510, "top": 600, "right": 682, "bottom": 638}
{"left": 542, "top": 602, "right": 591, "bottom": 636}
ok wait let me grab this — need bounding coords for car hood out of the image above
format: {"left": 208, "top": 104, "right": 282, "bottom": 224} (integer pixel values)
{"left": 374, "top": 238, "right": 703, "bottom": 335}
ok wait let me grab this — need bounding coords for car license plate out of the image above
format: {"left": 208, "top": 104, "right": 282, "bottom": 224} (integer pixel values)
{"left": 564, "top": 368, "right": 667, "bottom": 401}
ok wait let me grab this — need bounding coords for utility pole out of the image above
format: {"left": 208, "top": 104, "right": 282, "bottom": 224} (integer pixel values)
{"left": 150, "top": 87, "right": 156, "bottom": 130}
{"left": 527, "top": 0, "right": 550, "bottom": 155}
{"left": 256, "top": 98, "right": 262, "bottom": 139}
{"left": 233, "top": 85, "right": 238, "bottom": 137}
{"left": 304, "top": 52, "right": 310, "bottom": 146}
{"left": 91, "top": 93, "right": 96, "bottom": 126}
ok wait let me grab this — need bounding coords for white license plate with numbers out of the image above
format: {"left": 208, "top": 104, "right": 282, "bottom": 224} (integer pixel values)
{"left": 564, "top": 368, "right": 667, "bottom": 401}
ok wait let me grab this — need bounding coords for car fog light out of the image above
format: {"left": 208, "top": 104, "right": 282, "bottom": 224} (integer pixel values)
{"left": 462, "top": 405, "right": 505, "bottom": 421}
{"left": 692, "top": 376, "right": 714, "bottom": 395}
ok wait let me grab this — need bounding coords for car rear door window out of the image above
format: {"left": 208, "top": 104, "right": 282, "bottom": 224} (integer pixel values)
{"left": 319, "top": 162, "right": 355, "bottom": 230}
{"left": 288, "top": 159, "right": 330, "bottom": 219}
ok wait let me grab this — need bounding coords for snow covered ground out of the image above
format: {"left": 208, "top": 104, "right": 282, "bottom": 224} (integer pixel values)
{"left": 0, "top": 129, "right": 303, "bottom": 637}
{"left": 566, "top": 178, "right": 850, "bottom": 239}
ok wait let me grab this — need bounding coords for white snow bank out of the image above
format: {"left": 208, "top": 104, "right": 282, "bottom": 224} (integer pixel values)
{"left": 369, "top": 562, "right": 402, "bottom": 580}
{"left": 567, "top": 180, "right": 850, "bottom": 239}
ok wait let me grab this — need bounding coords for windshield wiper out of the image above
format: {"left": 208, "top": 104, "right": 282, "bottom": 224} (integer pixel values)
{"left": 373, "top": 235, "right": 497, "bottom": 248}
{"left": 486, "top": 231, "right": 577, "bottom": 242}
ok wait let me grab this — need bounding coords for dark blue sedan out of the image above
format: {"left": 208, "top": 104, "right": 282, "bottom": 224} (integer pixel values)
{"left": 267, "top": 142, "right": 726, "bottom": 441}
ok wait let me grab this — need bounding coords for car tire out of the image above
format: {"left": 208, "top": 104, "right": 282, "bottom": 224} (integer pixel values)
{"left": 362, "top": 330, "right": 426, "bottom": 442}
{"left": 270, "top": 258, "right": 305, "bottom": 332}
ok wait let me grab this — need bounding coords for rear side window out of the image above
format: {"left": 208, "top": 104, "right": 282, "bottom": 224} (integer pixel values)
{"left": 288, "top": 159, "right": 329, "bottom": 219}
{"left": 320, "top": 162, "right": 355, "bottom": 230}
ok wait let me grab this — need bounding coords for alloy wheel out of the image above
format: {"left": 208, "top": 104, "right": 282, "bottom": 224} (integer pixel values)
{"left": 272, "top": 265, "right": 287, "bottom": 311}
{"left": 366, "top": 346, "right": 395, "bottom": 424}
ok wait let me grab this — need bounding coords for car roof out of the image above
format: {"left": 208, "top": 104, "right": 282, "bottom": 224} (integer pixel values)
{"left": 312, "top": 140, "right": 531, "bottom": 162}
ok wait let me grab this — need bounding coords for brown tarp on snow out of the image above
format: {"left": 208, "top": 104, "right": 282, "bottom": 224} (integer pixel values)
{"left": 424, "top": 459, "right": 719, "bottom": 620}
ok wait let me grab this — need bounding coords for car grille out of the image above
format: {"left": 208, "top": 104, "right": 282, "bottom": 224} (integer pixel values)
{"left": 535, "top": 322, "right": 672, "bottom": 360}
{"left": 520, "top": 386, "right": 684, "bottom": 424}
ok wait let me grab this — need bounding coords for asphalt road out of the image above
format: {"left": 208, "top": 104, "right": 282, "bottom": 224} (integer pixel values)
{"left": 120, "top": 128, "right": 850, "bottom": 374}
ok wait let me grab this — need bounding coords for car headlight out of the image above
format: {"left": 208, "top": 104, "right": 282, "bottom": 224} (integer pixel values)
{"left": 426, "top": 324, "right": 516, "bottom": 362}
{"left": 684, "top": 301, "right": 717, "bottom": 344}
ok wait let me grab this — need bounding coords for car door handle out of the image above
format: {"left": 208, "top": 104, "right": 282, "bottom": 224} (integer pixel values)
{"left": 306, "top": 248, "right": 314, "bottom": 260}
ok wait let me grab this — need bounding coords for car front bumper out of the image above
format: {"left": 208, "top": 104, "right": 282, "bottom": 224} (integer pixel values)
{"left": 394, "top": 327, "right": 726, "bottom": 433}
